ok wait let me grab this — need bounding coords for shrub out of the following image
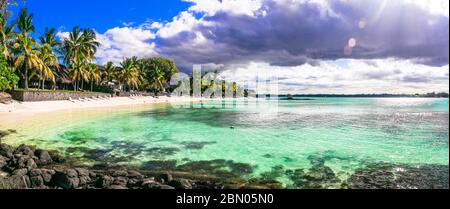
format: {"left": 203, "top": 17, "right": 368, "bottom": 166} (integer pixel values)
{"left": 0, "top": 56, "right": 19, "bottom": 92}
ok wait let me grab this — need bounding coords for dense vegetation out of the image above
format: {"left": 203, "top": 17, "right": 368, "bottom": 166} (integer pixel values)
{"left": 0, "top": 1, "right": 183, "bottom": 95}
{"left": 0, "top": 54, "right": 18, "bottom": 91}
{"left": 0, "top": 2, "right": 246, "bottom": 97}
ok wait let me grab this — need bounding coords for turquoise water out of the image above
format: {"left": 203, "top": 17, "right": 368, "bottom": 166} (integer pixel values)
{"left": 2, "top": 97, "right": 449, "bottom": 187}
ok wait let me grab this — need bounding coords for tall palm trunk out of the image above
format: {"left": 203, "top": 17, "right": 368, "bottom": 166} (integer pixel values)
{"left": 91, "top": 81, "right": 93, "bottom": 92}
{"left": 23, "top": 68, "right": 29, "bottom": 89}
{"left": 74, "top": 79, "right": 78, "bottom": 91}
{"left": 159, "top": 80, "right": 165, "bottom": 93}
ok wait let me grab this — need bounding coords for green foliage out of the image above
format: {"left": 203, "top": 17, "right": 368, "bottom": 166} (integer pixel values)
{"left": 0, "top": 55, "right": 19, "bottom": 91}
{"left": 139, "top": 57, "right": 179, "bottom": 91}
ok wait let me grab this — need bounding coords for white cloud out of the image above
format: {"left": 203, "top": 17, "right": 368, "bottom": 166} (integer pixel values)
{"left": 55, "top": 0, "right": 449, "bottom": 94}
{"left": 154, "top": 11, "right": 205, "bottom": 38}
{"left": 184, "top": 0, "right": 263, "bottom": 17}
{"left": 219, "top": 60, "right": 449, "bottom": 94}
{"left": 95, "top": 27, "right": 157, "bottom": 64}
{"left": 404, "top": 0, "right": 449, "bottom": 17}
{"left": 56, "top": 31, "right": 69, "bottom": 40}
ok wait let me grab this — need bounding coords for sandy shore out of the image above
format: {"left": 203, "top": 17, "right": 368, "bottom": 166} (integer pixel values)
{"left": 0, "top": 96, "right": 214, "bottom": 114}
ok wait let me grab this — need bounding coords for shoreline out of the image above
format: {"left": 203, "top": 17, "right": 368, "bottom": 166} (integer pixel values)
{"left": 2, "top": 96, "right": 447, "bottom": 115}
{"left": 0, "top": 96, "right": 230, "bottom": 114}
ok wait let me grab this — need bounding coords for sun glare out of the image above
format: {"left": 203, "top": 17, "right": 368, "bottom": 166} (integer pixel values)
{"left": 405, "top": 0, "right": 449, "bottom": 17}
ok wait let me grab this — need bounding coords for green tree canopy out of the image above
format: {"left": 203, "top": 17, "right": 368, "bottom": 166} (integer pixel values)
{"left": 0, "top": 54, "right": 18, "bottom": 91}
{"left": 139, "top": 57, "right": 178, "bottom": 92}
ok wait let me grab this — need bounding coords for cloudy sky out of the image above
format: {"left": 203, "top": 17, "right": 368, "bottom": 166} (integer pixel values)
{"left": 17, "top": 0, "right": 449, "bottom": 94}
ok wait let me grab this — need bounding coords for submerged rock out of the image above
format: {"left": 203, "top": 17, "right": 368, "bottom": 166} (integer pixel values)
{"left": 181, "top": 141, "right": 216, "bottom": 150}
{"left": 347, "top": 163, "right": 449, "bottom": 189}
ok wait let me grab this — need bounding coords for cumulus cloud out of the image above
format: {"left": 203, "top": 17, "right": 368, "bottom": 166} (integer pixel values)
{"left": 95, "top": 27, "right": 157, "bottom": 64}
{"left": 218, "top": 59, "right": 449, "bottom": 94}
{"left": 155, "top": 0, "right": 449, "bottom": 68}
{"left": 56, "top": 0, "right": 449, "bottom": 93}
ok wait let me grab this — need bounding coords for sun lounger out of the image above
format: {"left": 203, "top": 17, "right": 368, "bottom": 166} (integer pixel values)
{"left": 68, "top": 97, "right": 76, "bottom": 103}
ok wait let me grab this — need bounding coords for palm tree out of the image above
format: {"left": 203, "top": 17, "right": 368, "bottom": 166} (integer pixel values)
{"left": 118, "top": 57, "right": 141, "bottom": 92}
{"left": 0, "top": 13, "right": 15, "bottom": 58}
{"left": 70, "top": 60, "right": 90, "bottom": 91}
{"left": 1, "top": 0, "right": 25, "bottom": 58}
{"left": 39, "top": 27, "right": 60, "bottom": 50}
{"left": 80, "top": 29, "right": 99, "bottom": 61}
{"left": 62, "top": 26, "right": 100, "bottom": 91}
{"left": 16, "top": 8, "right": 34, "bottom": 34}
{"left": 88, "top": 63, "right": 101, "bottom": 92}
{"left": 0, "top": 0, "right": 23, "bottom": 18}
{"left": 152, "top": 66, "right": 167, "bottom": 93}
{"left": 11, "top": 9, "right": 44, "bottom": 89}
{"left": 12, "top": 34, "right": 45, "bottom": 89}
{"left": 103, "top": 61, "right": 116, "bottom": 84}
{"left": 36, "top": 43, "right": 57, "bottom": 89}
{"left": 37, "top": 28, "right": 60, "bottom": 90}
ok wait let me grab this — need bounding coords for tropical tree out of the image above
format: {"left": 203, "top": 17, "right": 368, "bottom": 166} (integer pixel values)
{"left": 62, "top": 26, "right": 100, "bottom": 91}
{"left": 0, "top": 54, "right": 18, "bottom": 91}
{"left": 88, "top": 63, "right": 101, "bottom": 92}
{"left": 70, "top": 60, "right": 89, "bottom": 91}
{"left": 36, "top": 43, "right": 57, "bottom": 89}
{"left": 151, "top": 66, "right": 167, "bottom": 93}
{"left": 0, "top": 0, "right": 23, "bottom": 18}
{"left": 10, "top": 9, "right": 45, "bottom": 89}
{"left": 118, "top": 57, "right": 141, "bottom": 91}
{"left": 102, "top": 61, "right": 116, "bottom": 84}
{"left": 36, "top": 27, "right": 60, "bottom": 89}
{"left": 139, "top": 57, "right": 178, "bottom": 93}
{"left": 39, "top": 27, "right": 60, "bottom": 50}
{"left": 0, "top": 13, "right": 15, "bottom": 58}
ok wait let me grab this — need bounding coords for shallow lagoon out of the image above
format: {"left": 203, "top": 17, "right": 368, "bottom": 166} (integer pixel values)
{"left": 2, "top": 97, "right": 449, "bottom": 188}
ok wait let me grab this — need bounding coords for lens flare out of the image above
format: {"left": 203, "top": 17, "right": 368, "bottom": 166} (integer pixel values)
{"left": 358, "top": 20, "right": 366, "bottom": 29}
{"left": 348, "top": 38, "right": 357, "bottom": 48}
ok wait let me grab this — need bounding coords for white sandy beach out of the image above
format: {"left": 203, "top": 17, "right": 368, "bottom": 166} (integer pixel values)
{"left": 0, "top": 96, "right": 213, "bottom": 114}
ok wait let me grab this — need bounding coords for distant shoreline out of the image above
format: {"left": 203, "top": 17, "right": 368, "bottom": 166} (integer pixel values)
{"left": 257, "top": 93, "right": 449, "bottom": 98}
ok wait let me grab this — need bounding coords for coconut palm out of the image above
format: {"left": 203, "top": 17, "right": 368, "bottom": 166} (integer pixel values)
{"left": 36, "top": 43, "right": 57, "bottom": 89}
{"left": 151, "top": 66, "right": 167, "bottom": 93}
{"left": 10, "top": 9, "right": 45, "bottom": 89}
{"left": 36, "top": 27, "right": 60, "bottom": 90}
{"left": 88, "top": 63, "right": 101, "bottom": 92}
{"left": 0, "top": 0, "right": 23, "bottom": 18}
{"left": 11, "top": 34, "right": 45, "bottom": 89}
{"left": 16, "top": 8, "right": 34, "bottom": 35}
{"left": 39, "top": 27, "right": 60, "bottom": 50}
{"left": 62, "top": 26, "right": 100, "bottom": 91}
{"left": 118, "top": 57, "right": 141, "bottom": 91}
{"left": 80, "top": 29, "right": 99, "bottom": 61}
{"left": 0, "top": 13, "right": 15, "bottom": 58}
{"left": 103, "top": 61, "right": 116, "bottom": 84}
{"left": 70, "top": 60, "right": 89, "bottom": 91}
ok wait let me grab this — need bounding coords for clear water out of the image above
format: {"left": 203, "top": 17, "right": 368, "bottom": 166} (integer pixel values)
{"left": 1, "top": 97, "right": 449, "bottom": 186}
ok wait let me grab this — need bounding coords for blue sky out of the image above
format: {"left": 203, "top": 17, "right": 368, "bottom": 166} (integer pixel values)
{"left": 10, "top": 0, "right": 190, "bottom": 34}
{"left": 8, "top": 0, "right": 449, "bottom": 94}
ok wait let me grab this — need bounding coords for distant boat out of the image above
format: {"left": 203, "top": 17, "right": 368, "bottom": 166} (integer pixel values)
{"left": 287, "top": 94, "right": 294, "bottom": 100}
